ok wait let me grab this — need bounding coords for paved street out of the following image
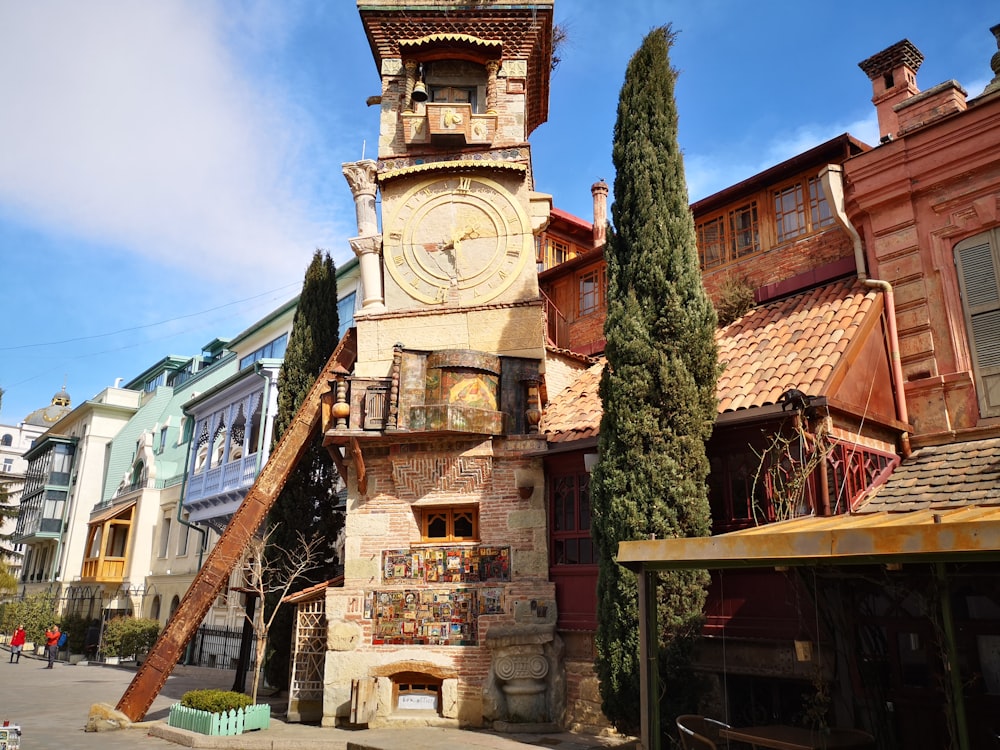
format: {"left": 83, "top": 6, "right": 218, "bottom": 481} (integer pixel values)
{"left": 0, "top": 654, "right": 188, "bottom": 748}
{"left": 0, "top": 649, "right": 636, "bottom": 750}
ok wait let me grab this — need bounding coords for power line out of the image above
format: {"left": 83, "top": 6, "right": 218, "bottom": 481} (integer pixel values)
{"left": 0, "top": 282, "right": 301, "bottom": 352}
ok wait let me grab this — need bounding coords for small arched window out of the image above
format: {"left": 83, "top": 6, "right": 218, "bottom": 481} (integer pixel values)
{"left": 0, "top": 434, "right": 12, "bottom": 446}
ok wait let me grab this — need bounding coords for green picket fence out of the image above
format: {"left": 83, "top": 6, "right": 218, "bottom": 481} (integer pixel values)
{"left": 167, "top": 703, "right": 270, "bottom": 736}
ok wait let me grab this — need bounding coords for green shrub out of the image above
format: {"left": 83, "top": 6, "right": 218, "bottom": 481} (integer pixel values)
{"left": 0, "top": 592, "right": 57, "bottom": 644}
{"left": 58, "top": 612, "right": 92, "bottom": 653}
{"left": 180, "top": 689, "right": 254, "bottom": 713}
{"left": 101, "top": 616, "right": 161, "bottom": 658}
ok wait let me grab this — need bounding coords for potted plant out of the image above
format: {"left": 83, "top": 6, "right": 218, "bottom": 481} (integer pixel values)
{"left": 167, "top": 690, "right": 271, "bottom": 736}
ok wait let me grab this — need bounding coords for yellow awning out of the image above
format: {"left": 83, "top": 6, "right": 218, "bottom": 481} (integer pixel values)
{"left": 617, "top": 504, "right": 1000, "bottom": 571}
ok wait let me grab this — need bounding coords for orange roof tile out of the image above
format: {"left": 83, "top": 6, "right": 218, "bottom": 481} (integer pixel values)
{"left": 543, "top": 278, "right": 879, "bottom": 442}
{"left": 542, "top": 361, "right": 603, "bottom": 444}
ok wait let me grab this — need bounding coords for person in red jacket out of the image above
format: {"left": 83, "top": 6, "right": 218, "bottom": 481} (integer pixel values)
{"left": 9, "top": 624, "right": 26, "bottom": 663}
{"left": 44, "top": 624, "right": 60, "bottom": 668}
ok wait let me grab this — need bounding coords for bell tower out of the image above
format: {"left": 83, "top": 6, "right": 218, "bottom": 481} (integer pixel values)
{"left": 317, "top": 0, "right": 564, "bottom": 732}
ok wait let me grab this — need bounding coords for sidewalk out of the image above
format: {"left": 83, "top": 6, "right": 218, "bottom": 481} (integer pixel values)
{"left": 0, "top": 645, "right": 637, "bottom": 750}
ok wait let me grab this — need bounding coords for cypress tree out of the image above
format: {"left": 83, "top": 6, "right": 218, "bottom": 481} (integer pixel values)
{"left": 264, "top": 249, "right": 343, "bottom": 687}
{"left": 590, "top": 25, "right": 719, "bottom": 733}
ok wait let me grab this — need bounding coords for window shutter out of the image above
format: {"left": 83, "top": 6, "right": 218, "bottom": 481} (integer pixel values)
{"left": 955, "top": 232, "right": 1000, "bottom": 417}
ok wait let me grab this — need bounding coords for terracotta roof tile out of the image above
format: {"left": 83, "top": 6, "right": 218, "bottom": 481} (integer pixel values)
{"left": 543, "top": 278, "right": 879, "bottom": 442}
{"left": 857, "top": 437, "right": 1000, "bottom": 513}
{"left": 541, "top": 361, "right": 604, "bottom": 443}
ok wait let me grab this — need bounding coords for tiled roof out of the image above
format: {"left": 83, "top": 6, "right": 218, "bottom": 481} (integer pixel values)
{"left": 542, "top": 278, "right": 879, "bottom": 442}
{"left": 542, "top": 361, "right": 603, "bottom": 443}
{"left": 857, "top": 437, "right": 1000, "bottom": 513}
{"left": 717, "top": 278, "right": 877, "bottom": 412}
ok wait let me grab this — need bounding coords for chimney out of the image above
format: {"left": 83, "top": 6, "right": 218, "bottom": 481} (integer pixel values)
{"left": 858, "top": 40, "right": 924, "bottom": 141}
{"left": 591, "top": 179, "right": 608, "bottom": 247}
{"left": 984, "top": 23, "right": 1000, "bottom": 96}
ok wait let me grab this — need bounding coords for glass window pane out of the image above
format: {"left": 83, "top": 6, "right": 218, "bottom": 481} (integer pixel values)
{"left": 427, "top": 513, "right": 448, "bottom": 538}
{"left": 453, "top": 511, "right": 474, "bottom": 538}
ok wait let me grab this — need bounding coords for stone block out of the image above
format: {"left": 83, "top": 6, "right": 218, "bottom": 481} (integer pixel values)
{"left": 441, "top": 678, "right": 459, "bottom": 719}
{"left": 328, "top": 621, "right": 362, "bottom": 652}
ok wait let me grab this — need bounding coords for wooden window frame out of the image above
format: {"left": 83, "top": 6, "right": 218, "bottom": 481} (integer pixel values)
{"left": 955, "top": 228, "right": 1000, "bottom": 418}
{"left": 549, "top": 472, "right": 595, "bottom": 566}
{"left": 694, "top": 169, "right": 837, "bottom": 271}
{"left": 418, "top": 506, "right": 479, "bottom": 543}
{"left": 577, "top": 266, "right": 606, "bottom": 317}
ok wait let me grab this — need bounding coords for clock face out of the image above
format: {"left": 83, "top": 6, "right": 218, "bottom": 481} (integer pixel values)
{"left": 384, "top": 175, "right": 533, "bottom": 306}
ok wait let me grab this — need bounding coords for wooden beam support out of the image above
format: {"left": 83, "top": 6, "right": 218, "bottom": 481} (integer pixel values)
{"left": 115, "top": 330, "right": 356, "bottom": 721}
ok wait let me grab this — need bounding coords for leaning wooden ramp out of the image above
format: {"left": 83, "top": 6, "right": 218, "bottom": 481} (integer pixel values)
{"left": 116, "top": 331, "right": 356, "bottom": 721}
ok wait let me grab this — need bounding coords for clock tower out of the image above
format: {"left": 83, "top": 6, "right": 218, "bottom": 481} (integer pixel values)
{"left": 313, "top": 0, "right": 564, "bottom": 733}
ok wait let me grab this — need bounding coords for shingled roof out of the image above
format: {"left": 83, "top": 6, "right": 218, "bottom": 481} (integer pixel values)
{"left": 857, "top": 437, "right": 1000, "bottom": 513}
{"left": 542, "top": 277, "right": 880, "bottom": 442}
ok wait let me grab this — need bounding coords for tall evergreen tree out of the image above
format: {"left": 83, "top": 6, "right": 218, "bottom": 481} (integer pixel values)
{"left": 590, "top": 26, "right": 719, "bottom": 734}
{"left": 264, "top": 249, "right": 343, "bottom": 688}
{"left": 0, "top": 480, "right": 16, "bottom": 561}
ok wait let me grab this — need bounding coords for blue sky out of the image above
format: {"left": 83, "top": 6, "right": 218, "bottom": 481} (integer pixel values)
{"left": 1, "top": 0, "right": 996, "bottom": 424}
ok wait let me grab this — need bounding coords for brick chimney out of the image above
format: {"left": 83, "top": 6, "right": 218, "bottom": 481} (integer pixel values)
{"left": 858, "top": 40, "right": 924, "bottom": 141}
{"left": 591, "top": 179, "right": 608, "bottom": 247}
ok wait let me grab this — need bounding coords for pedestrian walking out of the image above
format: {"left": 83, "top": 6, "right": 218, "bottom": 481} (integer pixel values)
{"left": 44, "top": 624, "right": 60, "bottom": 668}
{"left": 9, "top": 624, "right": 26, "bottom": 663}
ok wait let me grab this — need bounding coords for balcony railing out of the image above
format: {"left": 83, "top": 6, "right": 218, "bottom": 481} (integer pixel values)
{"left": 322, "top": 377, "right": 392, "bottom": 435}
{"left": 185, "top": 453, "right": 261, "bottom": 507}
{"left": 81, "top": 556, "right": 126, "bottom": 583}
{"left": 401, "top": 104, "right": 498, "bottom": 147}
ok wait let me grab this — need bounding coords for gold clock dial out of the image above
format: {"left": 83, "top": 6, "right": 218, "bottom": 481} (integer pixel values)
{"left": 384, "top": 175, "right": 532, "bottom": 305}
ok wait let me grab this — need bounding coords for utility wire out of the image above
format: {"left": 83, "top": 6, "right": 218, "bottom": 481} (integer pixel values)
{"left": 0, "top": 282, "right": 301, "bottom": 352}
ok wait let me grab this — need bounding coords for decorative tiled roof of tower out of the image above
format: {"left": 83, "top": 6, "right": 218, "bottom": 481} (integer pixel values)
{"left": 856, "top": 437, "right": 1000, "bottom": 513}
{"left": 542, "top": 278, "right": 879, "bottom": 442}
{"left": 359, "top": 3, "right": 553, "bottom": 135}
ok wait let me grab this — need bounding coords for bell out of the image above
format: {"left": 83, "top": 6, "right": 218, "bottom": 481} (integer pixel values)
{"left": 411, "top": 80, "right": 428, "bottom": 103}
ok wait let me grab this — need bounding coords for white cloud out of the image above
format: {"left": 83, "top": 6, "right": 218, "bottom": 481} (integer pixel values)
{"left": 685, "top": 112, "right": 880, "bottom": 203}
{"left": 0, "top": 0, "right": 343, "bottom": 281}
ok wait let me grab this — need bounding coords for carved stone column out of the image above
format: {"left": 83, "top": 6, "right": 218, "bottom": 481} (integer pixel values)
{"left": 403, "top": 59, "right": 418, "bottom": 111}
{"left": 349, "top": 235, "right": 385, "bottom": 313}
{"left": 342, "top": 159, "right": 379, "bottom": 237}
{"left": 343, "top": 159, "right": 385, "bottom": 313}
{"left": 485, "top": 59, "right": 500, "bottom": 114}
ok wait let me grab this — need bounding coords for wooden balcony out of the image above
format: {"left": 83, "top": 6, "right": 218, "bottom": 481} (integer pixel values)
{"left": 80, "top": 556, "right": 126, "bottom": 583}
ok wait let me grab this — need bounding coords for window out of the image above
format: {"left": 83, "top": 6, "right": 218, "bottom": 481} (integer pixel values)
{"left": 239, "top": 333, "right": 288, "bottom": 370}
{"left": 159, "top": 517, "right": 172, "bottom": 558}
{"left": 418, "top": 506, "right": 478, "bottom": 543}
{"left": 698, "top": 216, "right": 726, "bottom": 269}
{"left": 808, "top": 176, "right": 834, "bottom": 230}
{"left": 158, "top": 427, "right": 168, "bottom": 454}
{"left": 955, "top": 229, "right": 1000, "bottom": 418}
{"left": 550, "top": 473, "right": 595, "bottom": 565}
{"left": 1, "top": 434, "right": 12, "bottom": 446}
{"left": 774, "top": 183, "right": 806, "bottom": 242}
{"left": 537, "top": 237, "right": 571, "bottom": 271}
{"left": 150, "top": 595, "right": 161, "bottom": 622}
{"left": 695, "top": 170, "right": 836, "bottom": 270}
{"left": 49, "top": 443, "right": 74, "bottom": 486}
{"left": 578, "top": 266, "right": 606, "bottom": 317}
{"left": 2, "top": 458, "right": 12, "bottom": 474}
{"left": 730, "top": 202, "right": 760, "bottom": 257}
{"left": 338, "top": 292, "right": 357, "bottom": 338}
{"left": 430, "top": 85, "right": 477, "bottom": 111}
{"left": 177, "top": 518, "right": 190, "bottom": 557}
